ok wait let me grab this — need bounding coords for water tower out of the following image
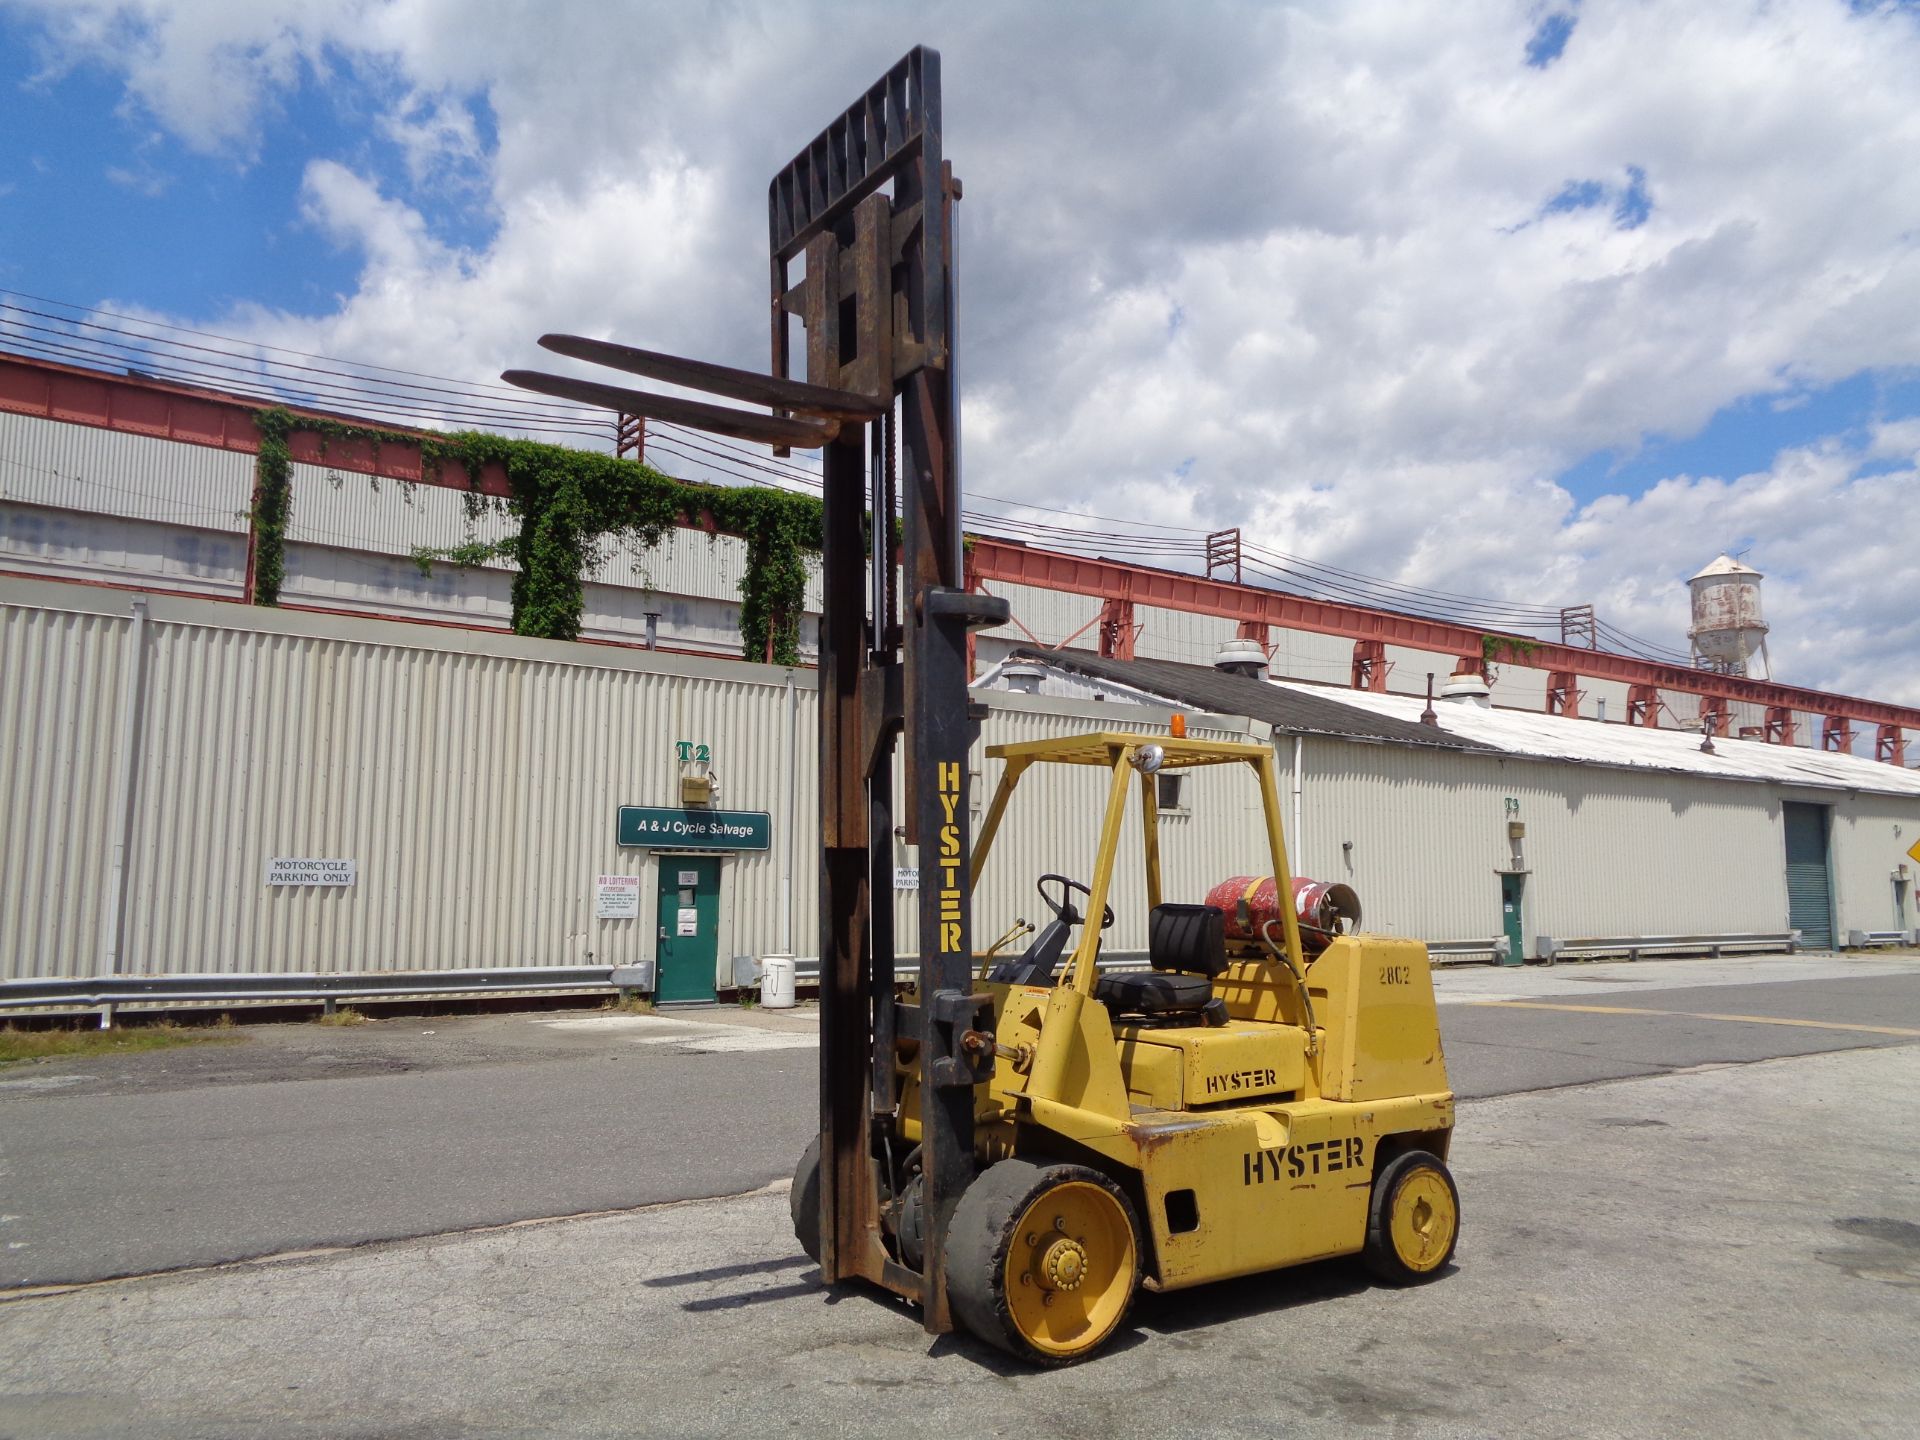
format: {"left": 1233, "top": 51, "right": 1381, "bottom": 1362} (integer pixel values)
{"left": 1687, "top": 554, "right": 1770, "bottom": 677}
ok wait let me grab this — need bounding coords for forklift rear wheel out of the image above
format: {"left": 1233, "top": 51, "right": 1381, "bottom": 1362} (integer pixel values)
{"left": 1363, "top": 1150, "right": 1459, "bottom": 1284}
{"left": 790, "top": 1136, "right": 822, "bottom": 1265}
{"left": 946, "top": 1160, "right": 1140, "bottom": 1365}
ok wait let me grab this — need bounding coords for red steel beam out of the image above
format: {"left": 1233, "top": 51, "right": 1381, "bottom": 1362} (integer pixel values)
{"left": 968, "top": 537, "right": 1920, "bottom": 739}
{"left": 0, "top": 351, "right": 511, "bottom": 497}
{"left": 10, "top": 352, "right": 1920, "bottom": 747}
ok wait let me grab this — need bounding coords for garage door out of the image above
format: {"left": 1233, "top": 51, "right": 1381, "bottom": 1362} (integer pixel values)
{"left": 1782, "top": 802, "right": 1833, "bottom": 950}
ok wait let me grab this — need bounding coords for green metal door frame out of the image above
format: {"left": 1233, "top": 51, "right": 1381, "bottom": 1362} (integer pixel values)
{"left": 1782, "top": 802, "right": 1836, "bottom": 951}
{"left": 655, "top": 855, "right": 721, "bottom": 1003}
{"left": 1498, "top": 871, "right": 1527, "bottom": 966}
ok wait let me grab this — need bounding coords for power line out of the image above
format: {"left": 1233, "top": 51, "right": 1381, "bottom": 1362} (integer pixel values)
{"left": 0, "top": 288, "right": 561, "bottom": 400}
{"left": 1, "top": 288, "right": 1696, "bottom": 664}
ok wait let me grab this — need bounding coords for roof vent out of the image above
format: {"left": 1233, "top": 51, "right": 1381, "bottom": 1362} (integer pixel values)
{"left": 1000, "top": 661, "right": 1047, "bottom": 695}
{"left": 1213, "top": 639, "right": 1269, "bottom": 681}
{"left": 1440, "top": 667, "right": 1492, "bottom": 709}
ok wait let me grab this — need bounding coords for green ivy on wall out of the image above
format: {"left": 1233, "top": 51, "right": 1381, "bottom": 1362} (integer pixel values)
{"left": 248, "top": 407, "right": 822, "bottom": 664}
{"left": 248, "top": 408, "right": 295, "bottom": 606}
{"left": 1481, "top": 633, "right": 1541, "bottom": 666}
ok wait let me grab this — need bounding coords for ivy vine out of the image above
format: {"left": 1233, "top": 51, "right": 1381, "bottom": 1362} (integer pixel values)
{"left": 246, "top": 409, "right": 822, "bottom": 664}
{"left": 1481, "top": 633, "right": 1540, "bottom": 666}
{"left": 248, "top": 407, "right": 295, "bottom": 606}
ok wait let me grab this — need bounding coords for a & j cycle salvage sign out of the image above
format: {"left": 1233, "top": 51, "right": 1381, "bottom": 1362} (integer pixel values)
{"left": 616, "top": 807, "right": 771, "bottom": 851}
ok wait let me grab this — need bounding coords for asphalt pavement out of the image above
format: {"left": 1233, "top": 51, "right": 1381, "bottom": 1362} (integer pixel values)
{"left": 4, "top": 1035, "right": 1915, "bottom": 1438}
{"left": 0, "top": 1009, "right": 820, "bottom": 1288}
{"left": 0, "top": 953, "right": 1916, "bottom": 1292}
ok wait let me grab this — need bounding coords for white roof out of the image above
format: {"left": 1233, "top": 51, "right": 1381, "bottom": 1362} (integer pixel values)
{"left": 1267, "top": 680, "right": 1920, "bottom": 798}
{"left": 1689, "top": 554, "right": 1762, "bottom": 581}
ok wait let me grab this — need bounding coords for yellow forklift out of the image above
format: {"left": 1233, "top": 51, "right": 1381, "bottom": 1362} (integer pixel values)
{"left": 505, "top": 44, "right": 1454, "bottom": 1368}
{"left": 792, "top": 727, "right": 1457, "bottom": 1363}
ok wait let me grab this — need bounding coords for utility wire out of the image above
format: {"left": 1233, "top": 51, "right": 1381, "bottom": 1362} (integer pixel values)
{"left": 2, "top": 288, "right": 1696, "bottom": 663}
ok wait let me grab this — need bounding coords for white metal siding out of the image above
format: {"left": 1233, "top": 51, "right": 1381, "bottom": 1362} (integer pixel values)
{"left": 287, "top": 466, "right": 827, "bottom": 611}
{"left": 1829, "top": 798, "right": 1915, "bottom": 938}
{"left": 115, "top": 615, "right": 813, "bottom": 980}
{"left": 0, "top": 600, "right": 129, "bottom": 978}
{"left": 1, "top": 577, "right": 819, "bottom": 986}
{"left": 1, "top": 504, "right": 248, "bottom": 595}
{"left": 1288, "top": 737, "right": 1894, "bottom": 949}
{"left": 0, "top": 410, "right": 250, "bottom": 532}
{"left": 8, "top": 572, "right": 1920, "bottom": 988}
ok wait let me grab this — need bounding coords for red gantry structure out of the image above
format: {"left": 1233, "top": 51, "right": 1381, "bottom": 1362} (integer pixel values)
{"left": 1, "top": 347, "right": 1914, "bottom": 767}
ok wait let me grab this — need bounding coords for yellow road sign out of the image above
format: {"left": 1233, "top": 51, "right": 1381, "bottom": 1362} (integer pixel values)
{"left": 1908, "top": 835, "right": 1920, "bottom": 867}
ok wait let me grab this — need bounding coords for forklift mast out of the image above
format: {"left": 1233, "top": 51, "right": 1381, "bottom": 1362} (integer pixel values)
{"left": 771, "top": 48, "right": 1008, "bottom": 1330}
{"left": 504, "top": 47, "right": 1004, "bottom": 1332}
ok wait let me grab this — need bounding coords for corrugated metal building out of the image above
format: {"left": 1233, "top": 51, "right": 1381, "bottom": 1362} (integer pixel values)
{"left": 975, "top": 648, "right": 1920, "bottom": 959}
{"left": 8, "top": 569, "right": 1917, "bottom": 1007}
{"left": 0, "top": 575, "right": 1261, "bottom": 998}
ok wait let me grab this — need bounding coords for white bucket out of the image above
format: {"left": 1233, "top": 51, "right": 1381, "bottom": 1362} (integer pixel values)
{"left": 760, "top": 953, "right": 796, "bottom": 1009}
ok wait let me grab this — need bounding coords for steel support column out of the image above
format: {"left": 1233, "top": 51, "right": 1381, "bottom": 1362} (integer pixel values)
{"left": 1877, "top": 724, "right": 1906, "bottom": 767}
{"left": 1546, "top": 671, "right": 1581, "bottom": 717}
{"left": 1351, "top": 639, "right": 1389, "bottom": 691}
{"left": 1098, "top": 595, "right": 1137, "bottom": 660}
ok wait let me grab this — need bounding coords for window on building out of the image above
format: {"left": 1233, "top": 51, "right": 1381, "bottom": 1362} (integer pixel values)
{"left": 1156, "top": 772, "right": 1187, "bottom": 814}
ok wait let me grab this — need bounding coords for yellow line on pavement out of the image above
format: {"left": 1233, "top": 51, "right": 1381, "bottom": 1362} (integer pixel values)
{"left": 1471, "top": 1000, "right": 1920, "bottom": 1039}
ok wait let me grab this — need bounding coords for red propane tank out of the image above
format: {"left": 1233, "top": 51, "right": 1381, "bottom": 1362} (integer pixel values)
{"left": 1202, "top": 875, "right": 1363, "bottom": 957}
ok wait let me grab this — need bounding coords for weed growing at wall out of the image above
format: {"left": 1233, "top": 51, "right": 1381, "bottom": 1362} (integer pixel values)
{"left": 250, "top": 411, "right": 821, "bottom": 662}
{"left": 248, "top": 408, "right": 295, "bottom": 605}
{"left": 1482, "top": 633, "right": 1540, "bottom": 667}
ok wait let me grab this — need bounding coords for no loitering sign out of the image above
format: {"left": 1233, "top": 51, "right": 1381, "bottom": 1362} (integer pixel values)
{"left": 266, "top": 858, "right": 357, "bottom": 886}
{"left": 595, "top": 875, "right": 643, "bottom": 919}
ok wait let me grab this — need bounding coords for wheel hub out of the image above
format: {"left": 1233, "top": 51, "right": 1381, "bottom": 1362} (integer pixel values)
{"left": 1039, "top": 1236, "right": 1088, "bottom": 1291}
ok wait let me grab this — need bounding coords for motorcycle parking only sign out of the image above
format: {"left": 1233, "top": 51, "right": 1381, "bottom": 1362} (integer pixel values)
{"left": 265, "top": 858, "right": 356, "bottom": 886}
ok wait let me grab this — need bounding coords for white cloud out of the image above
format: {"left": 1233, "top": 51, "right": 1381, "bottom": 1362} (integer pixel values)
{"left": 103, "top": 160, "right": 172, "bottom": 197}
{"left": 6, "top": 0, "right": 381, "bottom": 156}
{"left": 378, "top": 89, "right": 484, "bottom": 191}
{"left": 13, "top": 0, "right": 1920, "bottom": 700}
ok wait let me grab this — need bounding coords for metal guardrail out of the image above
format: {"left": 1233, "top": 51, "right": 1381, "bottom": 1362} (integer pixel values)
{"left": 0, "top": 967, "right": 621, "bottom": 1014}
{"left": 1427, "top": 938, "right": 1510, "bottom": 966}
{"left": 1535, "top": 932, "right": 1797, "bottom": 964}
{"left": 1846, "top": 929, "right": 1917, "bottom": 949}
{"left": 23, "top": 924, "right": 1829, "bottom": 1015}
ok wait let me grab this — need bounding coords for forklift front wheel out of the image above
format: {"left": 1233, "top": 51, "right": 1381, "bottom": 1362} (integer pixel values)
{"left": 1362, "top": 1150, "right": 1459, "bottom": 1284}
{"left": 946, "top": 1160, "right": 1141, "bottom": 1366}
{"left": 790, "top": 1136, "right": 822, "bottom": 1265}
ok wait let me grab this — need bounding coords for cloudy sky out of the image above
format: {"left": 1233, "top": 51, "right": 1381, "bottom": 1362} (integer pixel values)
{"left": 2, "top": 0, "right": 1917, "bottom": 700}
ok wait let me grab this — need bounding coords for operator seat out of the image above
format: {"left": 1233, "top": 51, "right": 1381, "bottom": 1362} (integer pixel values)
{"left": 1094, "top": 903, "right": 1229, "bottom": 1026}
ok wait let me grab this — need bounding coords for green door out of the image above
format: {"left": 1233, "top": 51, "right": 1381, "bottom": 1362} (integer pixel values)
{"left": 655, "top": 857, "right": 720, "bottom": 1003}
{"left": 1499, "top": 873, "right": 1526, "bottom": 966}
{"left": 1782, "top": 803, "right": 1834, "bottom": 949}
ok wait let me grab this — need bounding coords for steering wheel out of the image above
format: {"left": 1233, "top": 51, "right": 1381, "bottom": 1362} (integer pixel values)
{"left": 1036, "top": 873, "right": 1115, "bottom": 931}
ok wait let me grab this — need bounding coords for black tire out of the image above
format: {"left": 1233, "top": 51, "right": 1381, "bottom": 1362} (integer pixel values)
{"left": 790, "top": 1135, "right": 822, "bottom": 1265}
{"left": 945, "top": 1159, "right": 1141, "bottom": 1366}
{"left": 1363, "top": 1149, "right": 1460, "bottom": 1284}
